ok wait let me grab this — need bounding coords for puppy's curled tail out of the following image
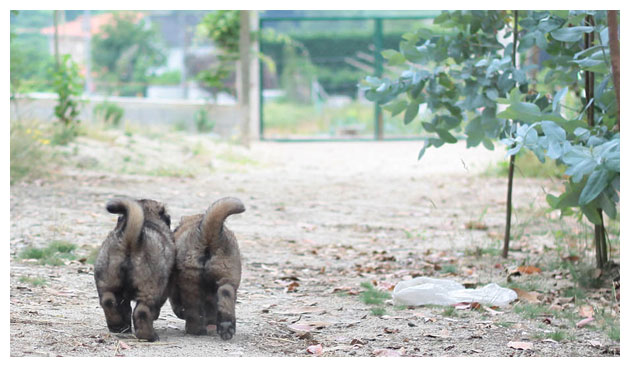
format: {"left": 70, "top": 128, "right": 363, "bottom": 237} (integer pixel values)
{"left": 106, "top": 198, "right": 144, "bottom": 249}
{"left": 201, "top": 197, "right": 245, "bottom": 245}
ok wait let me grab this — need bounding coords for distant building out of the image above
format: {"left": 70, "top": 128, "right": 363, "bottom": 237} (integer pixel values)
{"left": 40, "top": 12, "right": 145, "bottom": 67}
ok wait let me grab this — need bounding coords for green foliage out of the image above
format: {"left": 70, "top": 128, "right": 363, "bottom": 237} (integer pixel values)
{"left": 49, "top": 54, "right": 83, "bottom": 145}
{"left": 149, "top": 70, "right": 182, "bottom": 85}
{"left": 198, "top": 10, "right": 241, "bottom": 53}
{"left": 91, "top": 12, "right": 166, "bottom": 96}
{"left": 362, "top": 10, "right": 619, "bottom": 232}
{"left": 196, "top": 11, "right": 240, "bottom": 94}
{"left": 10, "top": 33, "right": 55, "bottom": 95}
{"left": 359, "top": 282, "right": 390, "bottom": 305}
{"left": 18, "top": 276, "right": 47, "bottom": 287}
{"left": 19, "top": 241, "right": 77, "bottom": 266}
{"left": 10, "top": 122, "right": 53, "bottom": 184}
{"left": 93, "top": 101, "right": 124, "bottom": 127}
{"left": 194, "top": 108, "right": 215, "bottom": 133}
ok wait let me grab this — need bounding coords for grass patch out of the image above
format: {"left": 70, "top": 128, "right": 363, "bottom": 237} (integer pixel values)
{"left": 10, "top": 121, "right": 54, "bottom": 184}
{"left": 359, "top": 282, "right": 390, "bottom": 305}
{"left": 217, "top": 149, "right": 259, "bottom": 166}
{"left": 19, "top": 240, "right": 78, "bottom": 266}
{"left": 439, "top": 264, "right": 458, "bottom": 274}
{"left": 18, "top": 276, "right": 47, "bottom": 287}
{"left": 441, "top": 306, "right": 457, "bottom": 317}
{"left": 607, "top": 321, "right": 620, "bottom": 342}
{"left": 512, "top": 303, "right": 549, "bottom": 319}
{"left": 548, "top": 330, "right": 568, "bottom": 342}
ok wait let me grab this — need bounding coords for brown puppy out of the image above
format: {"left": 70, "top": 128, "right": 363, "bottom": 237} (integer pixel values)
{"left": 169, "top": 197, "right": 245, "bottom": 340}
{"left": 94, "top": 198, "right": 175, "bottom": 342}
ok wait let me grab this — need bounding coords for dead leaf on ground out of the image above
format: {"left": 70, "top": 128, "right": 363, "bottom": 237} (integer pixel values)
{"left": 512, "top": 288, "right": 541, "bottom": 303}
{"left": 578, "top": 304, "right": 594, "bottom": 318}
{"left": 517, "top": 266, "right": 542, "bottom": 274}
{"left": 306, "top": 344, "right": 323, "bottom": 355}
{"left": 465, "top": 221, "right": 488, "bottom": 230}
{"left": 576, "top": 317, "right": 595, "bottom": 328}
{"left": 118, "top": 341, "right": 131, "bottom": 350}
{"left": 563, "top": 255, "right": 580, "bottom": 262}
{"left": 507, "top": 341, "right": 533, "bottom": 350}
{"left": 384, "top": 327, "right": 399, "bottom": 334}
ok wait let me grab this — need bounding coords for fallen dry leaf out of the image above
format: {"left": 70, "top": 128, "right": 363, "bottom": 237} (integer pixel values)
{"left": 384, "top": 327, "right": 400, "bottom": 334}
{"left": 517, "top": 266, "right": 542, "bottom": 274}
{"left": 563, "top": 255, "right": 580, "bottom": 262}
{"left": 465, "top": 221, "right": 488, "bottom": 230}
{"left": 507, "top": 341, "right": 533, "bottom": 350}
{"left": 306, "top": 344, "right": 323, "bottom": 355}
{"left": 118, "top": 341, "right": 131, "bottom": 350}
{"left": 578, "top": 304, "right": 594, "bottom": 318}
{"left": 511, "top": 288, "right": 541, "bottom": 303}
{"left": 576, "top": 317, "right": 595, "bottom": 328}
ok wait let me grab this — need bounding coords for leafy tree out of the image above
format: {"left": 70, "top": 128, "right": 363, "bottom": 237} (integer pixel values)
{"left": 49, "top": 54, "right": 84, "bottom": 144}
{"left": 362, "top": 10, "right": 619, "bottom": 269}
{"left": 196, "top": 10, "right": 241, "bottom": 95}
{"left": 91, "top": 12, "right": 166, "bottom": 96}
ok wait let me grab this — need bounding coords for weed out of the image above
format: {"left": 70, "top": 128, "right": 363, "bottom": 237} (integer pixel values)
{"left": 548, "top": 330, "right": 567, "bottom": 342}
{"left": 10, "top": 121, "right": 54, "bottom": 184}
{"left": 607, "top": 321, "right": 620, "bottom": 342}
{"left": 441, "top": 307, "right": 457, "bottom": 317}
{"left": 439, "top": 264, "right": 458, "bottom": 274}
{"left": 18, "top": 276, "right": 47, "bottom": 287}
{"left": 359, "top": 282, "right": 390, "bottom": 305}
{"left": 562, "top": 287, "right": 586, "bottom": 302}
{"left": 512, "top": 303, "right": 549, "bottom": 319}
{"left": 19, "top": 240, "right": 77, "bottom": 266}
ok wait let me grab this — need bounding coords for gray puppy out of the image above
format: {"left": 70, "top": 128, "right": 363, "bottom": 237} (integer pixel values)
{"left": 169, "top": 197, "right": 245, "bottom": 340}
{"left": 94, "top": 198, "right": 175, "bottom": 342}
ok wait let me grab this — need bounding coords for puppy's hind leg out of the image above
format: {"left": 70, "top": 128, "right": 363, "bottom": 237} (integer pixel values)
{"left": 216, "top": 283, "right": 237, "bottom": 340}
{"left": 100, "top": 291, "right": 131, "bottom": 333}
{"left": 133, "top": 303, "right": 158, "bottom": 342}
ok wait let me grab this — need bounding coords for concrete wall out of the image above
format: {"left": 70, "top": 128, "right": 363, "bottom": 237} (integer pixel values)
{"left": 10, "top": 93, "right": 245, "bottom": 138}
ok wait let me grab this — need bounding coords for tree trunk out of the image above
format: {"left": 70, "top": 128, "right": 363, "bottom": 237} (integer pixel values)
{"left": 239, "top": 10, "right": 251, "bottom": 148}
{"left": 503, "top": 10, "right": 518, "bottom": 258}
{"left": 607, "top": 10, "right": 620, "bottom": 132}
{"left": 585, "top": 14, "right": 608, "bottom": 269}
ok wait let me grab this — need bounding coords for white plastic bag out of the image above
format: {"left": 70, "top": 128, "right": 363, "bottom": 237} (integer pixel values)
{"left": 392, "top": 277, "right": 517, "bottom": 307}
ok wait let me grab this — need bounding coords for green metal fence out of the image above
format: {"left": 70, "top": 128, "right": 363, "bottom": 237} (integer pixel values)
{"left": 259, "top": 14, "right": 436, "bottom": 141}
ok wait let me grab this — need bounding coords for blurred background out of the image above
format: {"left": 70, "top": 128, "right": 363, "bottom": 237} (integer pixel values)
{"left": 10, "top": 10, "right": 440, "bottom": 140}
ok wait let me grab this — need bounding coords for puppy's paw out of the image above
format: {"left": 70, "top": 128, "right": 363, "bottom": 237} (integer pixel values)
{"left": 218, "top": 321, "right": 235, "bottom": 340}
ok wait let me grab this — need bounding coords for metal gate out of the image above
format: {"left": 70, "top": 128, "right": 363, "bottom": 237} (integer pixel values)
{"left": 258, "top": 13, "right": 436, "bottom": 141}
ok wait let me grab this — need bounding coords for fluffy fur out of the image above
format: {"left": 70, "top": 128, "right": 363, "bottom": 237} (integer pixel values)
{"left": 169, "top": 197, "right": 245, "bottom": 340}
{"left": 94, "top": 198, "right": 175, "bottom": 341}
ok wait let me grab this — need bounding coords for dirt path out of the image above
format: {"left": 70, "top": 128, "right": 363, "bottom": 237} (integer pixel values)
{"left": 9, "top": 138, "right": 619, "bottom": 357}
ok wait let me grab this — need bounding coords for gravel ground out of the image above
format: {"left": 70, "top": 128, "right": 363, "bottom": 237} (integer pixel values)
{"left": 9, "top": 136, "right": 620, "bottom": 357}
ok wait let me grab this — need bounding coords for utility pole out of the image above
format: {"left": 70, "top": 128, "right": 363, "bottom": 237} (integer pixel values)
{"left": 83, "top": 10, "right": 93, "bottom": 95}
{"left": 53, "top": 10, "right": 60, "bottom": 68}
{"left": 239, "top": 10, "right": 251, "bottom": 147}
